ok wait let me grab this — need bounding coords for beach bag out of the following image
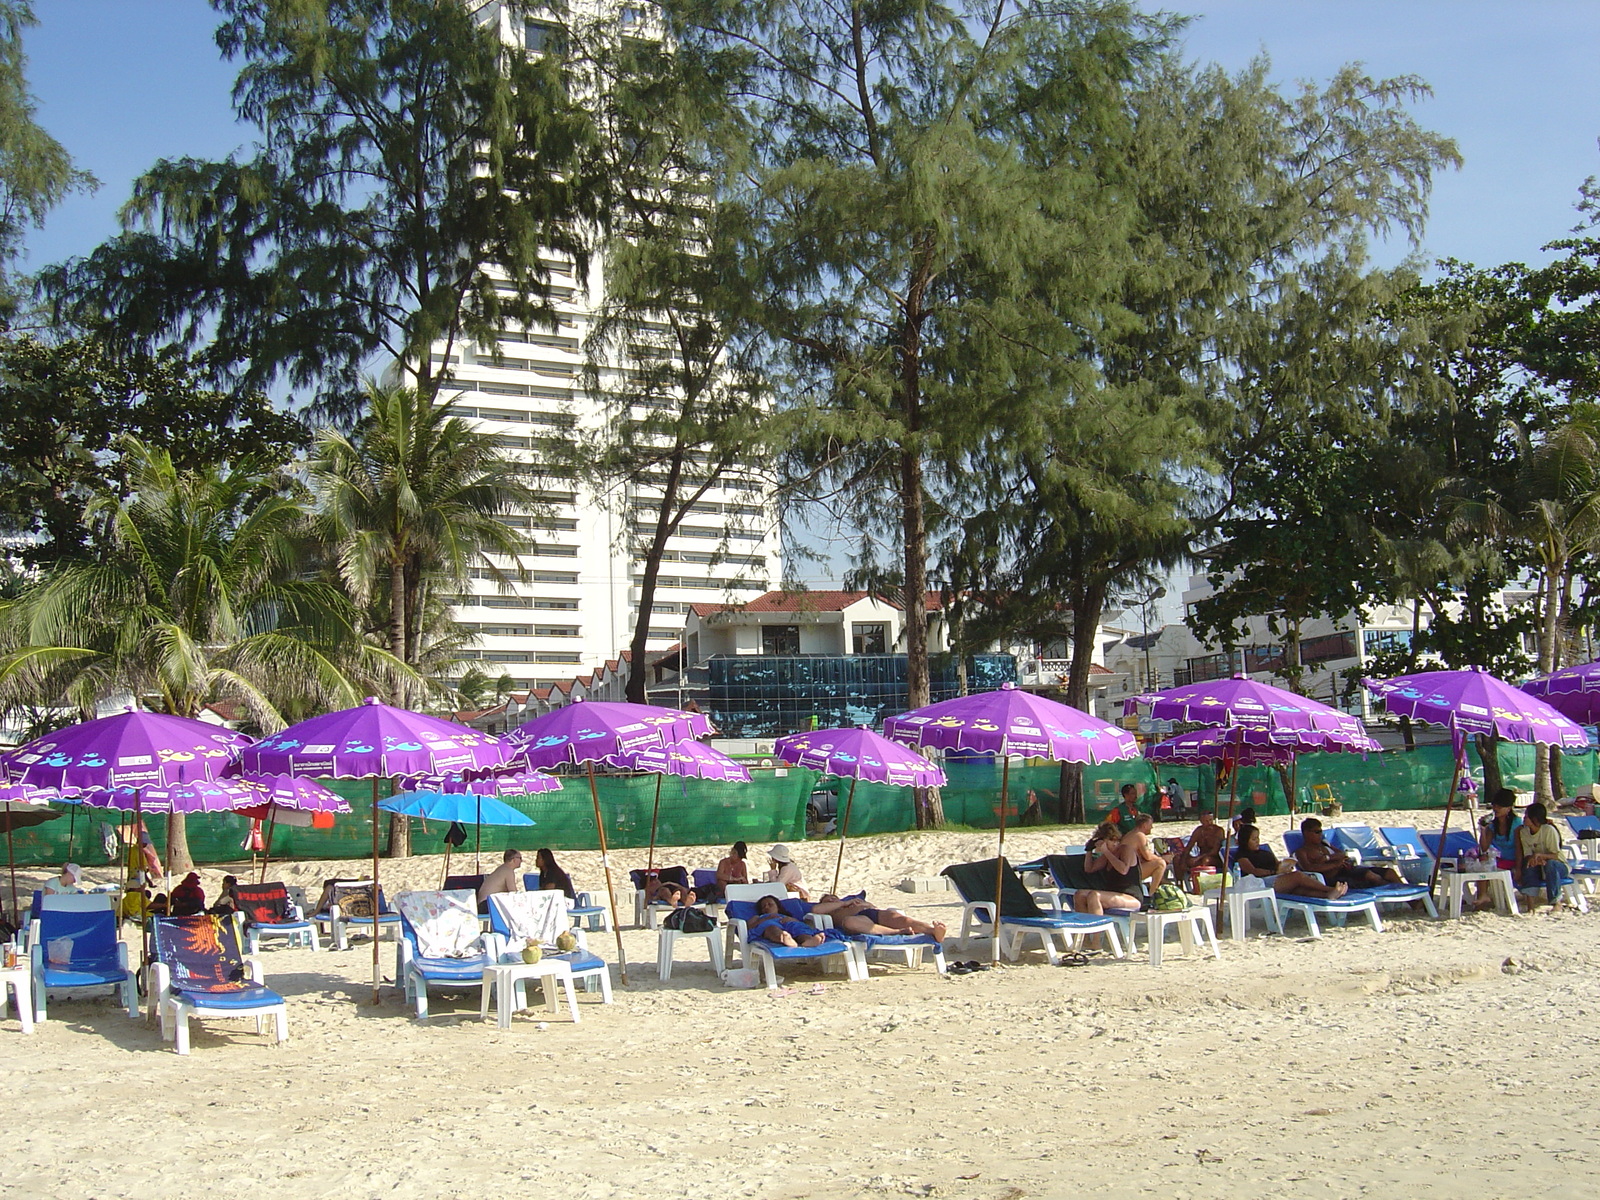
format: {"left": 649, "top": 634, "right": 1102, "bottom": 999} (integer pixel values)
{"left": 1153, "top": 883, "right": 1191, "bottom": 912}
{"left": 720, "top": 967, "right": 760, "bottom": 988}
{"left": 663, "top": 905, "right": 715, "bottom": 934}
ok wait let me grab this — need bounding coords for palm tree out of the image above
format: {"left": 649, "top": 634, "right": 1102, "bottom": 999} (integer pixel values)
{"left": 308, "top": 382, "right": 539, "bottom": 697}
{"left": 0, "top": 438, "right": 398, "bottom": 869}
{"left": 309, "top": 382, "right": 540, "bottom": 854}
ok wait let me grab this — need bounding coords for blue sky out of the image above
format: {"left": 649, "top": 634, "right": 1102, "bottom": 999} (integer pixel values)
{"left": 18, "top": 0, "right": 1599, "bottom": 275}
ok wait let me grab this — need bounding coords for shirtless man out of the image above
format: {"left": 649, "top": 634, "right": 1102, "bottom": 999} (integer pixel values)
{"left": 1120, "top": 814, "right": 1168, "bottom": 888}
{"left": 1294, "top": 819, "right": 1402, "bottom": 888}
{"left": 477, "top": 848, "right": 524, "bottom": 904}
{"left": 1171, "top": 809, "right": 1225, "bottom": 887}
{"left": 811, "top": 894, "right": 947, "bottom": 942}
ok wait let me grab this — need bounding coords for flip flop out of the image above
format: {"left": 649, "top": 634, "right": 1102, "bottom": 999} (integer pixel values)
{"left": 963, "top": 960, "right": 991, "bottom": 972}
{"left": 947, "top": 962, "right": 973, "bottom": 975}
{"left": 1057, "top": 952, "right": 1090, "bottom": 967}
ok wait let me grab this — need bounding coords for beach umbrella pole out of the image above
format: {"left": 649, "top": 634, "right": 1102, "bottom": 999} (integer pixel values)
{"left": 831, "top": 777, "right": 859, "bottom": 897}
{"left": 1216, "top": 734, "right": 1240, "bottom": 914}
{"left": 585, "top": 761, "right": 628, "bottom": 985}
{"left": 5, "top": 818, "right": 15, "bottom": 927}
{"left": 370, "top": 777, "right": 382, "bottom": 1005}
{"left": 259, "top": 807, "right": 279, "bottom": 885}
{"left": 66, "top": 804, "right": 75, "bottom": 862}
{"left": 992, "top": 755, "right": 1011, "bottom": 967}
{"left": 646, "top": 772, "right": 664, "bottom": 887}
{"left": 1429, "top": 754, "right": 1465, "bottom": 897}
{"left": 475, "top": 795, "right": 482, "bottom": 874}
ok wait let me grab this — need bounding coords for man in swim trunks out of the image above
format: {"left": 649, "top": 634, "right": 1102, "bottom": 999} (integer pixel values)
{"left": 477, "top": 849, "right": 524, "bottom": 904}
{"left": 748, "top": 893, "right": 827, "bottom": 947}
{"left": 811, "top": 894, "right": 947, "bottom": 941}
{"left": 1294, "top": 818, "right": 1403, "bottom": 888}
{"left": 1121, "top": 814, "right": 1169, "bottom": 888}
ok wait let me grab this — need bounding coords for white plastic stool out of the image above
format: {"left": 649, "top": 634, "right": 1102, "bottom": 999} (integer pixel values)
{"left": 1137, "top": 907, "right": 1222, "bottom": 967}
{"left": 657, "top": 925, "right": 725, "bottom": 980}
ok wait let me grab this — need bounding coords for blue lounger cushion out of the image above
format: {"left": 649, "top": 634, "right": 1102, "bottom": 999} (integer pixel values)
{"left": 42, "top": 959, "right": 127, "bottom": 988}
{"left": 175, "top": 984, "right": 285, "bottom": 1010}
{"left": 1279, "top": 891, "right": 1379, "bottom": 909}
{"left": 409, "top": 955, "right": 489, "bottom": 982}
{"left": 549, "top": 950, "right": 606, "bottom": 973}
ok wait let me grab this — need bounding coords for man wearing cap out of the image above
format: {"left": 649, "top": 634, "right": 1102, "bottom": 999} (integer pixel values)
{"left": 764, "top": 844, "right": 810, "bottom": 901}
{"left": 42, "top": 862, "right": 82, "bottom": 895}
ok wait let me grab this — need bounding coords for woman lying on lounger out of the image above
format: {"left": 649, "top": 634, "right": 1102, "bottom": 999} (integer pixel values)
{"left": 1235, "top": 825, "right": 1347, "bottom": 899}
{"left": 811, "top": 894, "right": 947, "bottom": 942}
{"left": 748, "top": 894, "right": 828, "bottom": 948}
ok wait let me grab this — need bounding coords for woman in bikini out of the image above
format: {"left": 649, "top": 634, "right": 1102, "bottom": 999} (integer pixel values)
{"left": 811, "top": 894, "right": 947, "bottom": 941}
{"left": 1234, "top": 825, "right": 1347, "bottom": 899}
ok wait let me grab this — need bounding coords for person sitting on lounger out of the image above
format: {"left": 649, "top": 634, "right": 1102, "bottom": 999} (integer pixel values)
{"left": 1171, "top": 809, "right": 1226, "bottom": 887}
{"left": 764, "top": 843, "right": 810, "bottom": 901}
{"left": 716, "top": 842, "right": 750, "bottom": 890}
{"left": 169, "top": 872, "right": 206, "bottom": 917}
{"left": 209, "top": 875, "right": 240, "bottom": 915}
{"left": 1294, "top": 818, "right": 1403, "bottom": 888}
{"left": 1234, "top": 824, "right": 1347, "bottom": 899}
{"left": 643, "top": 877, "right": 697, "bottom": 907}
{"left": 747, "top": 893, "right": 827, "bottom": 947}
{"left": 478, "top": 849, "right": 524, "bottom": 904}
{"left": 1120, "top": 814, "right": 1168, "bottom": 888}
{"left": 1072, "top": 822, "right": 1145, "bottom": 918}
{"left": 42, "top": 862, "right": 82, "bottom": 895}
{"left": 1516, "top": 802, "right": 1575, "bottom": 908}
{"left": 534, "top": 848, "right": 575, "bottom": 901}
{"left": 812, "top": 894, "right": 947, "bottom": 942}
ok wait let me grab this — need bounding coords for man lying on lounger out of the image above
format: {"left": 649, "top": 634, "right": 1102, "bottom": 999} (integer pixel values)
{"left": 748, "top": 894, "right": 829, "bottom": 947}
{"left": 1293, "top": 818, "right": 1403, "bottom": 888}
{"left": 811, "top": 894, "right": 947, "bottom": 942}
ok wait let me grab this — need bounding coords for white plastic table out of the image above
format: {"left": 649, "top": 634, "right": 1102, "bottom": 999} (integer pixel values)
{"left": 479, "top": 959, "right": 580, "bottom": 1028}
{"left": 1131, "top": 907, "right": 1222, "bottom": 968}
{"left": 1441, "top": 869, "right": 1518, "bottom": 918}
{"left": 0, "top": 964, "right": 34, "bottom": 1033}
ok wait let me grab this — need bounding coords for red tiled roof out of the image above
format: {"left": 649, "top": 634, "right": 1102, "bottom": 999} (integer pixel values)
{"left": 740, "top": 589, "right": 875, "bottom": 613}
{"left": 689, "top": 602, "right": 733, "bottom": 617}
{"left": 532, "top": 687, "right": 552, "bottom": 701}
{"left": 576, "top": 673, "right": 594, "bottom": 687}
{"left": 1089, "top": 664, "right": 1112, "bottom": 675}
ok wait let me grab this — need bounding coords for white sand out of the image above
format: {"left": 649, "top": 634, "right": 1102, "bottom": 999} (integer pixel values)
{"left": 8, "top": 810, "right": 1594, "bottom": 1200}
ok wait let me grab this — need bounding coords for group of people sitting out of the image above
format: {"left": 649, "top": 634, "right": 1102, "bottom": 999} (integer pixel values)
{"left": 474, "top": 847, "right": 577, "bottom": 905}
{"left": 1476, "top": 788, "right": 1575, "bottom": 908}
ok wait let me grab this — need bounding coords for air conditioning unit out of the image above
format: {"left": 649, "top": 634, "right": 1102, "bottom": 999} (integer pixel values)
{"left": 755, "top": 741, "right": 775, "bottom": 755}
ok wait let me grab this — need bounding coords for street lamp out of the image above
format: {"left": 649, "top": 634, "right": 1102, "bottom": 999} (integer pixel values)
{"left": 1142, "top": 586, "right": 1167, "bottom": 689}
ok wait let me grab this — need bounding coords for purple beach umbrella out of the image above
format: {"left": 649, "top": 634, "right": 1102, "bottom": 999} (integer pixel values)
{"left": 511, "top": 700, "right": 717, "bottom": 982}
{"left": 1127, "top": 675, "right": 1373, "bottom": 908}
{"left": 1146, "top": 725, "right": 1383, "bottom": 766}
{"left": 1519, "top": 661, "right": 1600, "bottom": 727}
{"left": 885, "top": 683, "right": 1141, "bottom": 964}
{"left": 236, "top": 697, "right": 521, "bottom": 1003}
{"left": 3, "top": 710, "right": 252, "bottom": 793}
{"left": 1365, "top": 667, "right": 1589, "bottom": 890}
{"left": 775, "top": 727, "right": 945, "bottom": 894}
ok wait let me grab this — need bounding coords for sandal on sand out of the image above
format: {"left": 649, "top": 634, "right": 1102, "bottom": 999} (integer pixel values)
{"left": 963, "top": 960, "right": 991, "bottom": 972}
{"left": 768, "top": 987, "right": 797, "bottom": 997}
{"left": 1058, "top": 952, "right": 1090, "bottom": 967}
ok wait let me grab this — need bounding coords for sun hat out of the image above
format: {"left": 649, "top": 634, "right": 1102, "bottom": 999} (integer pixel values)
{"left": 768, "top": 843, "right": 793, "bottom": 863}
{"left": 62, "top": 862, "right": 81, "bottom": 882}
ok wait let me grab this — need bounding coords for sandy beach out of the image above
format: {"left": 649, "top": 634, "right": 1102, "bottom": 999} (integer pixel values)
{"left": 8, "top": 809, "right": 1595, "bottom": 1200}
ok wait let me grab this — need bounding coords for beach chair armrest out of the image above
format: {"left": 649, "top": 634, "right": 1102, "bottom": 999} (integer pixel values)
{"left": 245, "top": 956, "right": 266, "bottom": 986}
{"left": 116, "top": 941, "right": 130, "bottom": 972}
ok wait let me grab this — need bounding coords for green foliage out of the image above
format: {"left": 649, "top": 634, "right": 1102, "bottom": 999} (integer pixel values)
{"left": 43, "top": 0, "right": 596, "bottom": 419}
{"left": 308, "top": 383, "right": 541, "bottom": 702}
{"left": 0, "top": 0, "right": 94, "bottom": 323}
{"left": 0, "top": 335, "right": 307, "bottom": 564}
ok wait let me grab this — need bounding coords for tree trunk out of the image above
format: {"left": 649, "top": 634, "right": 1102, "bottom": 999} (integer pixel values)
{"left": 1059, "top": 761, "right": 1084, "bottom": 824}
{"left": 1533, "top": 559, "right": 1562, "bottom": 804}
{"left": 626, "top": 451, "right": 686, "bottom": 704}
{"left": 165, "top": 812, "right": 194, "bottom": 874}
{"left": 1476, "top": 733, "right": 1503, "bottom": 800}
{"left": 1550, "top": 746, "right": 1566, "bottom": 802}
{"left": 901, "top": 446, "right": 930, "bottom": 710}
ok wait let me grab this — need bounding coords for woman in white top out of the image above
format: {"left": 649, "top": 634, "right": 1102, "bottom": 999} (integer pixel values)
{"left": 41, "top": 862, "right": 82, "bottom": 895}
{"left": 763, "top": 843, "right": 810, "bottom": 901}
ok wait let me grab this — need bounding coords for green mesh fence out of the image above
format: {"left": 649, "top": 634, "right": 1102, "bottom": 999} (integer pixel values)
{"left": 6, "top": 741, "right": 1593, "bottom": 866}
{"left": 0, "top": 769, "right": 815, "bottom": 867}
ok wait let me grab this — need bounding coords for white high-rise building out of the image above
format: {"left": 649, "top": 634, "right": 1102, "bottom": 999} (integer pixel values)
{"left": 432, "top": 252, "right": 781, "bottom": 691}
{"left": 423, "top": 7, "right": 780, "bottom": 691}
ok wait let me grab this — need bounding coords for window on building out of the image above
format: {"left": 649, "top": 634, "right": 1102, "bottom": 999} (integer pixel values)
{"left": 524, "top": 20, "right": 561, "bottom": 53}
{"left": 851, "top": 623, "right": 887, "bottom": 655}
{"left": 535, "top": 652, "right": 582, "bottom": 664}
{"left": 1300, "top": 632, "right": 1357, "bottom": 664}
{"left": 1362, "top": 628, "right": 1412, "bottom": 657}
{"left": 762, "top": 624, "right": 801, "bottom": 655}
